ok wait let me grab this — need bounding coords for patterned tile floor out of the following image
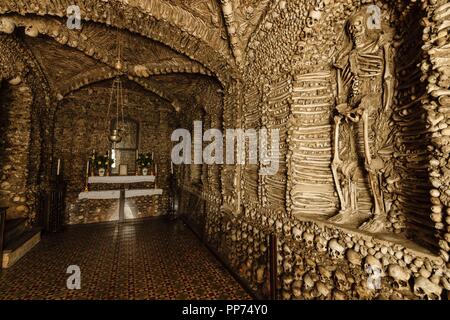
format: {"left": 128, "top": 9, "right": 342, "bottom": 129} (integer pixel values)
{"left": 0, "top": 218, "right": 251, "bottom": 300}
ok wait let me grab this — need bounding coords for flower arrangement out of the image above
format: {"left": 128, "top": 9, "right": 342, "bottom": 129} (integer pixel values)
{"left": 136, "top": 153, "right": 153, "bottom": 169}
{"left": 93, "top": 153, "right": 114, "bottom": 169}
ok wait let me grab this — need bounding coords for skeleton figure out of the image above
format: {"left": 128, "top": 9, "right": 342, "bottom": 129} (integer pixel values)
{"left": 329, "top": 7, "right": 395, "bottom": 233}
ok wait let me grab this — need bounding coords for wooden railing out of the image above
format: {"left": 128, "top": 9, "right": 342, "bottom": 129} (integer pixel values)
{"left": 0, "top": 207, "right": 6, "bottom": 271}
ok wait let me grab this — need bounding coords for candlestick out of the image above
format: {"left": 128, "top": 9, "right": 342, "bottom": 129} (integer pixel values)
{"left": 85, "top": 160, "right": 90, "bottom": 192}
{"left": 57, "top": 158, "right": 61, "bottom": 176}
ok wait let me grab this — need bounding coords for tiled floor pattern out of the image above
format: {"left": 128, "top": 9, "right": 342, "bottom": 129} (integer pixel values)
{"left": 0, "top": 218, "right": 251, "bottom": 300}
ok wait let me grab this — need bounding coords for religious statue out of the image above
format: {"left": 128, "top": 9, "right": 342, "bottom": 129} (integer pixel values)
{"left": 329, "top": 7, "right": 396, "bottom": 233}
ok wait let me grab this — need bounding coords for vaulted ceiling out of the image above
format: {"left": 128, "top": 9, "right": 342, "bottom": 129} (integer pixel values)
{"left": 0, "top": 0, "right": 273, "bottom": 111}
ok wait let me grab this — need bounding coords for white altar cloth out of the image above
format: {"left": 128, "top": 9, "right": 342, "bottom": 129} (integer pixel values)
{"left": 88, "top": 176, "right": 156, "bottom": 184}
{"left": 79, "top": 189, "right": 163, "bottom": 200}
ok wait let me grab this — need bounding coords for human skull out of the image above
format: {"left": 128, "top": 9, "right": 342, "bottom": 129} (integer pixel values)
{"left": 348, "top": 11, "right": 368, "bottom": 47}
{"left": 282, "top": 274, "right": 294, "bottom": 288}
{"left": 414, "top": 276, "right": 442, "bottom": 300}
{"left": 346, "top": 249, "right": 362, "bottom": 266}
{"left": 283, "top": 223, "right": 291, "bottom": 237}
{"left": 0, "top": 17, "right": 15, "bottom": 34}
{"left": 303, "top": 273, "right": 315, "bottom": 291}
{"left": 260, "top": 243, "right": 267, "bottom": 253}
{"left": 364, "top": 255, "right": 383, "bottom": 275}
{"left": 315, "top": 235, "right": 328, "bottom": 252}
{"left": 306, "top": 9, "right": 322, "bottom": 28}
{"left": 256, "top": 266, "right": 265, "bottom": 284}
{"left": 318, "top": 266, "right": 332, "bottom": 283}
{"left": 25, "top": 24, "right": 39, "bottom": 37}
{"left": 277, "top": 254, "right": 283, "bottom": 268}
{"left": 315, "top": 282, "right": 330, "bottom": 298}
{"left": 292, "top": 226, "right": 302, "bottom": 242}
{"left": 334, "top": 270, "right": 350, "bottom": 291}
{"left": 275, "top": 220, "right": 283, "bottom": 234}
{"left": 283, "top": 260, "right": 292, "bottom": 274}
{"left": 292, "top": 280, "right": 303, "bottom": 299}
{"left": 261, "top": 215, "right": 267, "bottom": 225}
{"left": 283, "top": 244, "right": 291, "bottom": 255}
{"left": 333, "top": 289, "right": 347, "bottom": 300}
{"left": 328, "top": 239, "right": 345, "bottom": 259}
{"left": 387, "top": 264, "right": 411, "bottom": 291}
{"left": 303, "top": 232, "right": 314, "bottom": 248}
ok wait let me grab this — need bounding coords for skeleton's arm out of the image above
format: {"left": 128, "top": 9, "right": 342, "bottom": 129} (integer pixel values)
{"left": 336, "top": 67, "right": 348, "bottom": 106}
{"left": 383, "top": 43, "right": 395, "bottom": 111}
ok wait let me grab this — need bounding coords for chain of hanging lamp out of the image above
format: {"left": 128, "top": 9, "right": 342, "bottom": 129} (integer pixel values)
{"left": 104, "top": 27, "right": 126, "bottom": 147}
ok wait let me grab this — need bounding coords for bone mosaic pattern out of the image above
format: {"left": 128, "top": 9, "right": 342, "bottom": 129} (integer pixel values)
{"left": 1, "top": 0, "right": 450, "bottom": 301}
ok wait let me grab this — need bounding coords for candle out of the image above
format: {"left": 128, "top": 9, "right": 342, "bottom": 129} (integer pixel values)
{"left": 171, "top": 161, "right": 174, "bottom": 174}
{"left": 86, "top": 160, "right": 90, "bottom": 176}
{"left": 155, "top": 163, "right": 158, "bottom": 175}
{"left": 136, "top": 149, "right": 139, "bottom": 160}
{"left": 152, "top": 152, "right": 154, "bottom": 161}
{"left": 57, "top": 158, "right": 61, "bottom": 175}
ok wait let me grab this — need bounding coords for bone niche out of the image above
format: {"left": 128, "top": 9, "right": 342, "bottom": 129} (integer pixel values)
{"left": 329, "top": 6, "right": 396, "bottom": 233}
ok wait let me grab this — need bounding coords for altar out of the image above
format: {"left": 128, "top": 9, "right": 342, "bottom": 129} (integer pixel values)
{"left": 73, "top": 175, "right": 165, "bottom": 224}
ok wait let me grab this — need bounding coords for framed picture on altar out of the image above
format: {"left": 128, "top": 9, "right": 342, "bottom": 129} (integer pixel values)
{"left": 110, "top": 118, "right": 139, "bottom": 175}
{"left": 119, "top": 164, "right": 128, "bottom": 176}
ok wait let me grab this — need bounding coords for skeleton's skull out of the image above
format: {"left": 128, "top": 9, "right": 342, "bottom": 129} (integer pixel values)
{"left": 0, "top": 17, "right": 16, "bottom": 34}
{"left": 414, "top": 276, "right": 442, "bottom": 300}
{"left": 327, "top": 239, "right": 345, "bottom": 259}
{"left": 306, "top": 9, "right": 322, "bottom": 28}
{"left": 387, "top": 264, "right": 411, "bottom": 291}
{"left": 348, "top": 12, "right": 368, "bottom": 47}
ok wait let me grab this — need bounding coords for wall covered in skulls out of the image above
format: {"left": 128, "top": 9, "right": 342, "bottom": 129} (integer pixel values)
{"left": 0, "top": 34, "right": 54, "bottom": 224}
{"left": 178, "top": 0, "right": 450, "bottom": 300}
